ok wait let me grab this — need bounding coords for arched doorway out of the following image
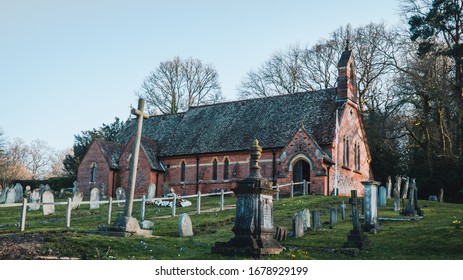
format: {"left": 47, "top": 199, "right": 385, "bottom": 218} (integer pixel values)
{"left": 292, "top": 160, "right": 310, "bottom": 194}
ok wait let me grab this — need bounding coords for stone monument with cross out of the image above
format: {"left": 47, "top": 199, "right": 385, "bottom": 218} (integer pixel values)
{"left": 111, "top": 98, "right": 152, "bottom": 237}
{"left": 344, "top": 190, "right": 370, "bottom": 249}
{"left": 212, "top": 139, "right": 282, "bottom": 256}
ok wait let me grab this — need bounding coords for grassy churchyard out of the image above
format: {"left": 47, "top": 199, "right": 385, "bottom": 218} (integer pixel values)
{"left": 0, "top": 194, "right": 462, "bottom": 260}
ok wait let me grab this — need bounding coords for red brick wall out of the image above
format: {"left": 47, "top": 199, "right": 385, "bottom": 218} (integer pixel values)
{"left": 77, "top": 141, "right": 113, "bottom": 197}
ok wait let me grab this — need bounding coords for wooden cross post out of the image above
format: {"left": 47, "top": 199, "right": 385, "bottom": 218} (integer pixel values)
{"left": 124, "top": 98, "right": 149, "bottom": 218}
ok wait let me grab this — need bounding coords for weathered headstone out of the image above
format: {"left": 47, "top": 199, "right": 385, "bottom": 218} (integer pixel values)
{"left": 42, "top": 191, "right": 55, "bottom": 215}
{"left": 178, "top": 213, "right": 193, "bottom": 237}
{"left": 0, "top": 186, "right": 7, "bottom": 204}
{"left": 71, "top": 191, "right": 83, "bottom": 210}
{"left": 401, "top": 177, "right": 409, "bottom": 199}
{"left": 301, "top": 209, "right": 311, "bottom": 231}
{"left": 378, "top": 186, "right": 387, "bottom": 207}
{"left": 340, "top": 200, "right": 346, "bottom": 221}
{"left": 100, "top": 183, "right": 106, "bottom": 198}
{"left": 312, "top": 210, "right": 321, "bottom": 229}
{"left": 386, "top": 176, "right": 392, "bottom": 198}
{"left": 412, "top": 182, "right": 424, "bottom": 216}
{"left": 140, "top": 220, "right": 154, "bottom": 230}
{"left": 274, "top": 227, "right": 287, "bottom": 242}
{"left": 14, "top": 183, "right": 23, "bottom": 203}
{"left": 292, "top": 211, "right": 305, "bottom": 238}
{"left": 428, "top": 195, "right": 438, "bottom": 201}
{"left": 90, "top": 187, "right": 100, "bottom": 209}
{"left": 401, "top": 180, "right": 416, "bottom": 216}
{"left": 147, "top": 184, "right": 156, "bottom": 201}
{"left": 362, "top": 180, "right": 380, "bottom": 232}
{"left": 393, "top": 186, "right": 400, "bottom": 212}
{"left": 329, "top": 207, "right": 338, "bottom": 228}
{"left": 115, "top": 187, "right": 126, "bottom": 207}
{"left": 5, "top": 187, "right": 16, "bottom": 204}
{"left": 345, "top": 190, "right": 370, "bottom": 249}
{"left": 438, "top": 188, "right": 444, "bottom": 203}
{"left": 213, "top": 139, "right": 282, "bottom": 256}
{"left": 28, "top": 189, "right": 41, "bottom": 210}
{"left": 58, "top": 189, "right": 65, "bottom": 198}
{"left": 72, "top": 181, "right": 79, "bottom": 193}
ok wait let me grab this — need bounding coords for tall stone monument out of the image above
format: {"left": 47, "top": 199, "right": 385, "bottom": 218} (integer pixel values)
{"left": 362, "top": 180, "right": 381, "bottom": 232}
{"left": 345, "top": 190, "right": 370, "bottom": 249}
{"left": 213, "top": 139, "right": 282, "bottom": 256}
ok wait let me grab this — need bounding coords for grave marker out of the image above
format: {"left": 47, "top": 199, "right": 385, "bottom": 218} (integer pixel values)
{"left": 28, "top": 189, "right": 41, "bottom": 210}
{"left": 178, "top": 213, "right": 193, "bottom": 237}
{"left": 312, "top": 210, "right": 321, "bottom": 229}
{"left": 362, "top": 180, "right": 381, "bottom": 232}
{"left": 345, "top": 190, "right": 370, "bottom": 249}
{"left": 378, "top": 186, "right": 387, "bottom": 207}
{"left": 71, "top": 191, "right": 83, "bottom": 210}
{"left": 330, "top": 207, "right": 338, "bottom": 228}
{"left": 5, "top": 187, "right": 16, "bottom": 204}
{"left": 292, "top": 211, "right": 305, "bottom": 238}
{"left": 116, "top": 187, "right": 125, "bottom": 207}
{"left": 14, "top": 183, "right": 23, "bottom": 203}
{"left": 90, "top": 187, "right": 100, "bottom": 209}
{"left": 42, "top": 191, "right": 55, "bottom": 215}
{"left": 147, "top": 184, "right": 156, "bottom": 201}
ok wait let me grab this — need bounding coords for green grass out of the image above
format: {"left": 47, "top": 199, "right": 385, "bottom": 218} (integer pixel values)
{"left": 1, "top": 195, "right": 462, "bottom": 260}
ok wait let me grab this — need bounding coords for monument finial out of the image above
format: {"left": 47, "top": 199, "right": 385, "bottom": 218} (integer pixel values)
{"left": 249, "top": 139, "right": 262, "bottom": 178}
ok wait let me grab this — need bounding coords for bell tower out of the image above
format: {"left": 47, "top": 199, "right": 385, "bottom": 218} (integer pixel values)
{"left": 337, "top": 39, "right": 358, "bottom": 104}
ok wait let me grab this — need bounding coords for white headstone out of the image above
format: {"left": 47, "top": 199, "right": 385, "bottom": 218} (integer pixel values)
{"left": 5, "top": 187, "right": 16, "bottom": 204}
{"left": 292, "top": 211, "right": 304, "bottom": 238}
{"left": 115, "top": 187, "right": 126, "bottom": 207}
{"left": 42, "top": 191, "right": 55, "bottom": 215}
{"left": 71, "top": 191, "right": 84, "bottom": 210}
{"left": 147, "top": 184, "right": 156, "bottom": 201}
{"left": 178, "top": 213, "right": 193, "bottom": 237}
{"left": 140, "top": 220, "right": 154, "bottom": 230}
{"left": 90, "top": 187, "right": 100, "bottom": 209}
{"left": 28, "top": 189, "right": 41, "bottom": 210}
{"left": 25, "top": 185, "right": 32, "bottom": 200}
{"left": 14, "top": 183, "right": 23, "bottom": 203}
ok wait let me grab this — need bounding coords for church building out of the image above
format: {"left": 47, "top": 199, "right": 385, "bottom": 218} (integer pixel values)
{"left": 77, "top": 45, "right": 373, "bottom": 198}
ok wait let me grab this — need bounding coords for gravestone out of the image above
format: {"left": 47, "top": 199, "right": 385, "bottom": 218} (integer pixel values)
{"left": 401, "top": 180, "right": 416, "bottom": 216}
{"left": 393, "top": 186, "right": 400, "bottom": 212}
{"left": 292, "top": 211, "right": 305, "bottom": 238}
{"left": 329, "top": 207, "right": 338, "bottom": 228}
{"left": 140, "top": 220, "right": 154, "bottom": 230}
{"left": 5, "top": 187, "right": 16, "bottom": 204}
{"left": 28, "top": 189, "right": 41, "bottom": 210}
{"left": 412, "top": 182, "right": 424, "bottom": 216}
{"left": 213, "top": 139, "right": 282, "bottom": 256}
{"left": 42, "top": 191, "right": 55, "bottom": 215}
{"left": 301, "top": 209, "right": 311, "bottom": 231}
{"left": 312, "top": 210, "right": 321, "bottom": 229}
{"left": 340, "top": 201, "right": 346, "bottom": 221}
{"left": 401, "top": 177, "right": 409, "bottom": 199}
{"left": 90, "top": 187, "right": 100, "bottom": 209}
{"left": 147, "top": 184, "right": 156, "bottom": 201}
{"left": 438, "top": 188, "right": 444, "bottom": 203}
{"left": 178, "top": 213, "right": 193, "bottom": 237}
{"left": 345, "top": 190, "right": 370, "bottom": 249}
{"left": 58, "top": 189, "right": 65, "bottom": 198}
{"left": 362, "top": 180, "right": 381, "bottom": 232}
{"left": 14, "top": 183, "right": 23, "bottom": 203}
{"left": 116, "top": 187, "right": 125, "bottom": 207}
{"left": 71, "top": 191, "right": 84, "bottom": 210}
{"left": 428, "top": 195, "right": 438, "bottom": 201}
{"left": 72, "top": 181, "right": 79, "bottom": 193}
{"left": 386, "top": 176, "right": 392, "bottom": 198}
{"left": 0, "top": 187, "right": 7, "bottom": 204}
{"left": 100, "top": 183, "right": 106, "bottom": 198}
{"left": 378, "top": 186, "right": 387, "bottom": 207}
{"left": 274, "top": 227, "right": 287, "bottom": 242}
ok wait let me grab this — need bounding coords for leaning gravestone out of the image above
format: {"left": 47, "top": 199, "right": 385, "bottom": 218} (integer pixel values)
{"left": 378, "top": 186, "right": 387, "bottom": 207}
{"left": 71, "top": 191, "right": 84, "bottom": 210}
{"left": 292, "top": 211, "right": 305, "bottom": 238}
{"left": 90, "top": 187, "right": 100, "bottom": 209}
{"left": 42, "top": 191, "right": 55, "bottom": 215}
{"left": 28, "top": 189, "right": 41, "bottom": 210}
{"left": 14, "top": 183, "right": 23, "bottom": 203}
{"left": 386, "top": 176, "right": 392, "bottom": 198}
{"left": 178, "top": 213, "right": 193, "bottom": 237}
{"left": 116, "top": 187, "right": 126, "bottom": 207}
{"left": 401, "top": 177, "right": 409, "bottom": 199}
{"left": 147, "top": 184, "right": 156, "bottom": 201}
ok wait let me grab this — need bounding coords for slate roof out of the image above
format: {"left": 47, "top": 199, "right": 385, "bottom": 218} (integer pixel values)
{"left": 117, "top": 88, "right": 345, "bottom": 157}
{"left": 140, "top": 137, "right": 166, "bottom": 171}
{"left": 96, "top": 140, "right": 124, "bottom": 169}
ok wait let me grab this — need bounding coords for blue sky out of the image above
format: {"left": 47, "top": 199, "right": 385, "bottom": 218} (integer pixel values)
{"left": 0, "top": 0, "right": 401, "bottom": 151}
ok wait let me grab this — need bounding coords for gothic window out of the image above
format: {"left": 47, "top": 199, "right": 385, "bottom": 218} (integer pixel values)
{"left": 354, "top": 143, "right": 361, "bottom": 171}
{"left": 181, "top": 161, "right": 186, "bottom": 182}
{"left": 212, "top": 159, "right": 218, "bottom": 180}
{"left": 223, "top": 158, "right": 229, "bottom": 180}
{"left": 343, "top": 137, "right": 349, "bottom": 167}
{"left": 90, "top": 162, "right": 97, "bottom": 183}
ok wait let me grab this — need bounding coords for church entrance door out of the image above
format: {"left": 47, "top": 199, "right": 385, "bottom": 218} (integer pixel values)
{"left": 293, "top": 160, "right": 310, "bottom": 194}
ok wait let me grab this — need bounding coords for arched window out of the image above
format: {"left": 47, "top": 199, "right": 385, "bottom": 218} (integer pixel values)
{"left": 223, "top": 158, "right": 229, "bottom": 180}
{"left": 354, "top": 143, "right": 361, "bottom": 171}
{"left": 212, "top": 159, "right": 218, "bottom": 180}
{"left": 343, "top": 137, "right": 349, "bottom": 167}
{"left": 90, "top": 162, "right": 97, "bottom": 183}
{"left": 181, "top": 161, "right": 186, "bottom": 182}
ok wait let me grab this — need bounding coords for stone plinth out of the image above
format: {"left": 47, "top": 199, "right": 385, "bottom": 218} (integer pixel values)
{"left": 213, "top": 140, "right": 283, "bottom": 256}
{"left": 362, "top": 180, "right": 381, "bottom": 232}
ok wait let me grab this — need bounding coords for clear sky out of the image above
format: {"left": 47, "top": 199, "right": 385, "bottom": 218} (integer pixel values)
{"left": 0, "top": 0, "right": 402, "bottom": 152}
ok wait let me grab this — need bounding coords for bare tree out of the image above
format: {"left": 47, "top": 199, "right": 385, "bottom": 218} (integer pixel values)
{"left": 0, "top": 138, "right": 31, "bottom": 186}
{"left": 48, "top": 148, "right": 72, "bottom": 178}
{"left": 137, "top": 57, "right": 224, "bottom": 114}
{"left": 25, "top": 139, "right": 53, "bottom": 180}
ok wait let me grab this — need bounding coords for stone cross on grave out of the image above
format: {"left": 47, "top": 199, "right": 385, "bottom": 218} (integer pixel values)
{"left": 113, "top": 98, "right": 151, "bottom": 237}
{"left": 345, "top": 189, "right": 370, "bottom": 249}
{"left": 349, "top": 190, "right": 361, "bottom": 231}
